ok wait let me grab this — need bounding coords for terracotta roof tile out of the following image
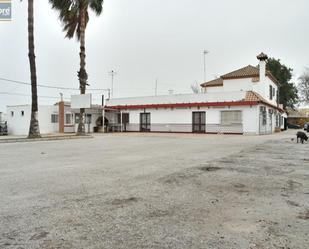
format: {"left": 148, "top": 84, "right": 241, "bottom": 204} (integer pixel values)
{"left": 221, "top": 65, "right": 259, "bottom": 79}
{"left": 201, "top": 64, "right": 279, "bottom": 87}
{"left": 245, "top": 91, "right": 283, "bottom": 112}
{"left": 200, "top": 78, "right": 223, "bottom": 87}
{"left": 245, "top": 91, "right": 263, "bottom": 102}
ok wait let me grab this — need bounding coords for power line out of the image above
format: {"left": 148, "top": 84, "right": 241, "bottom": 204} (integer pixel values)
{"left": 0, "top": 77, "right": 109, "bottom": 91}
{"left": 0, "top": 92, "right": 104, "bottom": 102}
{"left": 0, "top": 92, "right": 69, "bottom": 99}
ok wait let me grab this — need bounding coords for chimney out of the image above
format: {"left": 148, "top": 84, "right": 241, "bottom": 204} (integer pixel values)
{"left": 257, "top": 52, "right": 268, "bottom": 82}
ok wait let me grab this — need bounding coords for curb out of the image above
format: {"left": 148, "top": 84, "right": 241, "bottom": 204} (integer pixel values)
{"left": 0, "top": 135, "right": 93, "bottom": 144}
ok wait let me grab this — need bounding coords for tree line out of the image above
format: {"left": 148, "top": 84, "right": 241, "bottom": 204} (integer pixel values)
{"left": 266, "top": 58, "right": 309, "bottom": 109}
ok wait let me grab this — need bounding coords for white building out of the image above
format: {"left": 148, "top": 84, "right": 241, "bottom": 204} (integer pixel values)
{"left": 105, "top": 53, "right": 286, "bottom": 135}
{"left": 6, "top": 102, "right": 102, "bottom": 135}
{"left": 6, "top": 53, "right": 286, "bottom": 136}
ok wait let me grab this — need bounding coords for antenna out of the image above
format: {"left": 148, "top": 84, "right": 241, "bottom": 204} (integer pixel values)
{"left": 203, "top": 50, "right": 209, "bottom": 82}
{"left": 108, "top": 70, "right": 117, "bottom": 98}
{"left": 155, "top": 78, "right": 158, "bottom": 96}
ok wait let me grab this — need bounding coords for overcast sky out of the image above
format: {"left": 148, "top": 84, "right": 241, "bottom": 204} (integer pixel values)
{"left": 0, "top": 0, "right": 308, "bottom": 112}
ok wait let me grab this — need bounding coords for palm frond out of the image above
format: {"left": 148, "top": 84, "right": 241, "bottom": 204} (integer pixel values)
{"left": 89, "top": 0, "right": 104, "bottom": 15}
{"left": 49, "top": 0, "right": 103, "bottom": 39}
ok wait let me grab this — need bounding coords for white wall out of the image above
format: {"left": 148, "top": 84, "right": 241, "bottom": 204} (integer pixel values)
{"left": 7, "top": 105, "right": 58, "bottom": 135}
{"left": 116, "top": 105, "right": 259, "bottom": 134}
{"left": 242, "top": 106, "right": 259, "bottom": 135}
{"left": 223, "top": 78, "right": 253, "bottom": 92}
{"left": 201, "top": 75, "right": 279, "bottom": 106}
{"left": 205, "top": 86, "right": 223, "bottom": 93}
{"left": 107, "top": 91, "right": 247, "bottom": 107}
{"left": 264, "top": 77, "right": 278, "bottom": 106}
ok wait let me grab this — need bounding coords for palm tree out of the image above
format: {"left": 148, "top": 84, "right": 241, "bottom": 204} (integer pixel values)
{"left": 28, "top": 0, "right": 41, "bottom": 138}
{"left": 49, "top": 0, "right": 104, "bottom": 134}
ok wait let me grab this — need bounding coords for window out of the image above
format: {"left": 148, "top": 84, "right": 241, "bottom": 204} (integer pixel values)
{"left": 276, "top": 90, "right": 279, "bottom": 103}
{"left": 221, "top": 111, "right": 242, "bottom": 125}
{"left": 11, "top": 111, "right": 14, "bottom": 117}
{"left": 276, "top": 115, "right": 280, "bottom": 127}
{"left": 260, "top": 106, "right": 267, "bottom": 125}
{"left": 269, "top": 85, "right": 273, "bottom": 100}
{"left": 51, "top": 114, "right": 58, "bottom": 123}
{"left": 21, "top": 110, "right": 24, "bottom": 116}
{"left": 117, "top": 113, "right": 129, "bottom": 124}
{"left": 65, "top": 113, "right": 72, "bottom": 124}
{"left": 273, "top": 87, "right": 276, "bottom": 97}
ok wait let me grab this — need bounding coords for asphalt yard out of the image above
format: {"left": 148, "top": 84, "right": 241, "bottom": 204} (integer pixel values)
{"left": 0, "top": 131, "right": 308, "bottom": 249}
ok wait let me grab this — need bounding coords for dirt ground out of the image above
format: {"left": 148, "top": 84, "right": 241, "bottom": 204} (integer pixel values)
{"left": 0, "top": 131, "right": 308, "bottom": 249}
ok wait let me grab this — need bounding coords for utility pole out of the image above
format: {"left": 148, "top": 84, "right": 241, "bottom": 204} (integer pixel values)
{"left": 108, "top": 70, "right": 117, "bottom": 98}
{"left": 203, "top": 50, "right": 209, "bottom": 83}
{"left": 155, "top": 78, "right": 158, "bottom": 96}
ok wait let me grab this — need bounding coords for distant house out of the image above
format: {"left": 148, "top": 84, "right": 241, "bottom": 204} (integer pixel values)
{"left": 286, "top": 108, "right": 309, "bottom": 128}
{"left": 105, "top": 53, "right": 286, "bottom": 135}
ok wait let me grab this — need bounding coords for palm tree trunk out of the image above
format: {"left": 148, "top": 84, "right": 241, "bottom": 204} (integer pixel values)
{"left": 77, "top": 5, "right": 87, "bottom": 135}
{"left": 27, "top": 0, "right": 40, "bottom": 138}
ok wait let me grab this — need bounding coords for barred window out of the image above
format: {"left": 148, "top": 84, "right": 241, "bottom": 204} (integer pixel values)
{"left": 65, "top": 113, "right": 72, "bottom": 124}
{"left": 221, "top": 111, "right": 242, "bottom": 125}
{"left": 260, "top": 106, "right": 267, "bottom": 125}
{"left": 51, "top": 114, "right": 58, "bottom": 123}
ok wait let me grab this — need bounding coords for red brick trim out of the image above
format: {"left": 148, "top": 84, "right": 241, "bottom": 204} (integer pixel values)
{"left": 107, "top": 101, "right": 259, "bottom": 110}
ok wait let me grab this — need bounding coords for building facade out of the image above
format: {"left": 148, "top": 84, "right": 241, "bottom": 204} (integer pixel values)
{"left": 105, "top": 53, "right": 285, "bottom": 135}
{"left": 6, "top": 103, "right": 102, "bottom": 135}
{"left": 6, "top": 53, "right": 286, "bottom": 136}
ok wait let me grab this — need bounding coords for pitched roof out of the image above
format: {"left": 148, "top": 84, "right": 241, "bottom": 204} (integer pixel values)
{"left": 221, "top": 65, "right": 259, "bottom": 79}
{"left": 245, "top": 91, "right": 264, "bottom": 102}
{"left": 200, "top": 78, "right": 223, "bottom": 87}
{"left": 201, "top": 65, "right": 279, "bottom": 87}
{"left": 245, "top": 91, "right": 283, "bottom": 112}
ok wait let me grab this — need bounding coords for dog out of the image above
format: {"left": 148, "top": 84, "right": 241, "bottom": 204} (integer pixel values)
{"left": 296, "top": 131, "right": 308, "bottom": 144}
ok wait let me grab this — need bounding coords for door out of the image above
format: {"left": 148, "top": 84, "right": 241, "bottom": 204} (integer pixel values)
{"left": 192, "top": 112, "right": 206, "bottom": 133}
{"left": 140, "top": 113, "right": 151, "bottom": 132}
{"left": 117, "top": 113, "right": 130, "bottom": 131}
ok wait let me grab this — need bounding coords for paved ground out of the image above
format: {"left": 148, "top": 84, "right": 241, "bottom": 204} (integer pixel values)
{"left": 0, "top": 131, "right": 308, "bottom": 249}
